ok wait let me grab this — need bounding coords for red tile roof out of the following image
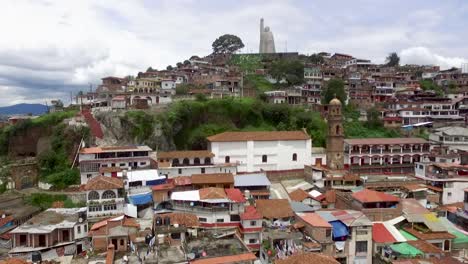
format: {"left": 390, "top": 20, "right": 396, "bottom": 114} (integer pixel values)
{"left": 199, "top": 188, "right": 227, "bottom": 200}
{"left": 240, "top": 206, "right": 262, "bottom": 220}
{"left": 225, "top": 189, "right": 246, "bottom": 203}
{"left": 298, "top": 213, "right": 332, "bottom": 228}
{"left": 207, "top": 130, "right": 310, "bottom": 142}
{"left": 0, "top": 216, "right": 14, "bottom": 228}
{"left": 255, "top": 199, "right": 294, "bottom": 219}
{"left": 288, "top": 189, "right": 311, "bottom": 202}
{"left": 85, "top": 176, "right": 124, "bottom": 191}
{"left": 190, "top": 252, "right": 257, "bottom": 264}
{"left": 174, "top": 176, "right": 192, "bottom": 186}
{"left": 403, "top": 227, "right": 456, "bottom": 240}
{"left": 372, "top": 223, "right": 397, "bottom": 243}
{"left": 352, "top": 189, "right": 400, "bottom": 203}
{"left": 191, "top": 173, "right": 234, "bottom": 185}
{"left": 275, "top": 253, "right": 339, "bottom": 264}
{"left": 151, "top": 180, "right": 175, "bottom": 191}
{"left": 408, "top": 240, "right": 443, "bottom": 254}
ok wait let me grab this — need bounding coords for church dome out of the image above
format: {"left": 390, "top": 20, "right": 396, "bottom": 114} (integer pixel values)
{"left": 329, "top": 97, "right": 342, "bottom": 105}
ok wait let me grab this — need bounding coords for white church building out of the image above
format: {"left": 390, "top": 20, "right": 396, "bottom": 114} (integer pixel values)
{"left": 207, "top": 130, "right": 312, "bottom": 173}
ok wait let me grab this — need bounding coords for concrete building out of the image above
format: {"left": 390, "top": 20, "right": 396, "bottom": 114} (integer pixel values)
{"left": 208, "top": 131, "right": 312, "bottom": 173}
{"left": 85, "top": 176, "right": 125, "bottom": 220}
{"left": 415, "top": 161, "right": 468, "bottom": 204}
{"left": 336, "top": 189, "right": 402, "bottom": 222}
{"left": 429, "top": 126, "right": 468, "bottom": 151}
{"left": 78, "top": 145, "right": 153, "bottom": 184}
{"left": 157, "top": 150, "right": 237, "bottom": 178}
{"left": 344, "top": 138, "right": 430, "bottom": 175}
{"left": 89, "top": 215, "right": 139, "bottom": 252}
{"left": 9, "top": 208, "right": 89, "bottom": 258}
{"left": 170, "top": 187, "right": 246, "bottom": 228}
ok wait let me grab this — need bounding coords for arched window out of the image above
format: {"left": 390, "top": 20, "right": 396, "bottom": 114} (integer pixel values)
{"left": 172, "top": 159, "right": 180, "bottom": 167}
{"left": 262, "top": 155, "right": 267, "bottom": 163}
{"left": 183, "top": 158, "right": 190, "bottom": 165}
{"left": 225, "top": 156, "right": 230, "bottom": 163}
{"left": 88, "top": 191, "right": 99, "bottom": 200}
{"left": 194, "top": 158, "right": 200, "bottom": 165}
{"left": 292, "top": 153, "right": 297, "bottom": 161}
{"left": 102, "top": 190, "right": 116, "bottom": 199}
{"left": 336, "top": 125, "right": 341, "bottom": 135}
{"left": 204, "top": 157, "right": 211, "bottom": 164}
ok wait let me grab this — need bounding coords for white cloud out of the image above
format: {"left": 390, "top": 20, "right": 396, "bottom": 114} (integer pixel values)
{"left": 0, "top": 0, "right": 467, "bottom": 106}
{"left": 400, "top": 47, "right": 468, "bottom": 70}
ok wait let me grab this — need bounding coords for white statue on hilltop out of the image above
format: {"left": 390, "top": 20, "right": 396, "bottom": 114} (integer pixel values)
{"left": 259, "top": 18, "right": 276, "bottom": 53}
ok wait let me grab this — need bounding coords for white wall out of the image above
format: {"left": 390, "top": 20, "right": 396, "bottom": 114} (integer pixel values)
{"left": 159, "top": 164, "right": 237, "bottom": 178}
{"left": 443, "top": 181, "right": 468, "bottom": 204}
{"left": 210, "top": 139, "right": 312, "bottom": 172}
{"left": 74, "top": 222, "right": 88, "bottom": 240}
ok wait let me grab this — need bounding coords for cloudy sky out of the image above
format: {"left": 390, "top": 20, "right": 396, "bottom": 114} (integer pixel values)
{"left": 0, "top": 0, "right": 467, "bottom": 106}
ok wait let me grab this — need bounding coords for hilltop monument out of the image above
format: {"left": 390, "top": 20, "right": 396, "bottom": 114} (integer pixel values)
{"left": 259, "top": 18, "right": 276, "bottom": 53}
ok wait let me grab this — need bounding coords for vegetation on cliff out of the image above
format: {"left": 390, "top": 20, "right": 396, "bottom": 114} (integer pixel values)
{"left": 0, "top": 110, "right": 89, "bottom": 189}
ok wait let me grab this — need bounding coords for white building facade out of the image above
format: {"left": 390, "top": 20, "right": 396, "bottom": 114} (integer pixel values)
{"left": 208, "top": 131, "right": 312, "bottom": 173}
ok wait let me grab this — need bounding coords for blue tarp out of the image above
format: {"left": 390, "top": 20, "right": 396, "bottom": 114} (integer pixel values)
{"left": 129, "top": 192, "right": 153, "bottom": 205}
{"left": 330, "top": 220, "right": 348, "bottom": 240}
{"left": 146, "top": 178, "right": 166, "bottom": 186}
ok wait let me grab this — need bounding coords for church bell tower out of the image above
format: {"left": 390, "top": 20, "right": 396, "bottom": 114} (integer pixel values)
{"left": 326, "top": 97, "right": 344, "bottom": 170}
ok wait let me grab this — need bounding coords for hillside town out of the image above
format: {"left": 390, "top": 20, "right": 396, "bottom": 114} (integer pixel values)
{"left": 0, "top": 16, "right": 467, "bottom": 264}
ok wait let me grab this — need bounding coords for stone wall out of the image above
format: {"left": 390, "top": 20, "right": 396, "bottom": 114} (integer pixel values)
{"left": 265, "top": 169, "right": 305, "bottom": 182}
{"left": 10, "top": 162, "right": 38, "bottom": 190}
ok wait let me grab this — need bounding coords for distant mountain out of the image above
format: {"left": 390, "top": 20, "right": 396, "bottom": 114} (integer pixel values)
{"left": 0, "top": 103, "right": 49, "bottom": 116}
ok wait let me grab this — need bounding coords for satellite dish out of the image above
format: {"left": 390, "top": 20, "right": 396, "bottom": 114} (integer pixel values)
{"left": 78, "top": 217, "right": 83, "bottom": 223}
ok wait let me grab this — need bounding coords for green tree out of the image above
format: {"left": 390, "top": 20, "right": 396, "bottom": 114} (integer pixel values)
{"left": 166, "top": 65, "right": 173, "bottom": 71}
{"left": 175, "top": 84, "right": 190, "bottom": 95}
{"left": 448, "top": 81, "right": 457, "bottom": 92}
{"left": 365, "top": 107, "right": 383, "bottom": 129}
{"left": 269, "top": 59, "right": 304, "bottom": 85}
{"left": 308, "top": 53, "right": 324, "bottom": 65}
{"left": 212, "top": 34, "right": 245, "bottom": 54}
{"left": 385, "top": 52, "right": 400, "bottom": 67}
{"left": 147, "top": 67, "right": 154, "bottom": 72}
{"left": 176, "top": 62, "right": 183, "bottom": 68}
{"left": 420, "top": 80, "right": 444, "bottom": 96}
{"left": 322, "top": 79, "right": 347, "bottom": 104}
{"left": 183, "top": 60, "right": 191, "bottom": 65}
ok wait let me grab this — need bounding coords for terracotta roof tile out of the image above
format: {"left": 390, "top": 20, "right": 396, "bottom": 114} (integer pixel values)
{"left": 0, "top": 216, "right": 14, "bottom": 228}
{"left": 174, "top": 176, "right": 192, "bottom": 186}
{"left": 241, "top": 206, "right": 262, "bottom": 220}
{"left": 297, "top": 213, "right": 332, "bottom": 228}
{"left": 207, "top": 130, "right": 310, "bottom": 142}
{"left": 408, "top": 240, "right": 443, "bottom": 254}
{"left": 85, "top": 176, "right": 124, "bottom": 190}
{"left": 289, "top": 189, "right": 311, "bottom": 202}
{"left": 157, "top": 212, "right": 199, "bottom": 227}
{"left": 352, "top": 189, "right": 400, "bottom": 203}
{"left": 403, "top": 227, "right": 456, "bottom": 240}
{"left": 275, "top": 253, "right": 339, "bottom": 264}
{"left": 157, "top": 150, "right": 214, "bottom": 159}
{"left": 191, "top": 173, "right": 234, "bottom": 185}
{"left": 225, "top": 188, "right": 246, "bottom": 203}
{"left": 190, "top": 253, "right": 257, "bottom": 264}
{"left": 255, "top": 199, "right": 294, "bottom": 219}
{"left": 199, "top": 187, "right": 227, "bottom": 200}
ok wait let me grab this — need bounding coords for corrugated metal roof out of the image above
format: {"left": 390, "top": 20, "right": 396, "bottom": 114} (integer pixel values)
{"left": 234, "top": 173, "right": 271, "bottom": 187}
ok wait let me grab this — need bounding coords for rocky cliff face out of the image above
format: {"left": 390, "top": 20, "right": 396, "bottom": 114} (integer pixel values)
{"left": 94, "top": 111, "right": 175, "bottom": 151}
